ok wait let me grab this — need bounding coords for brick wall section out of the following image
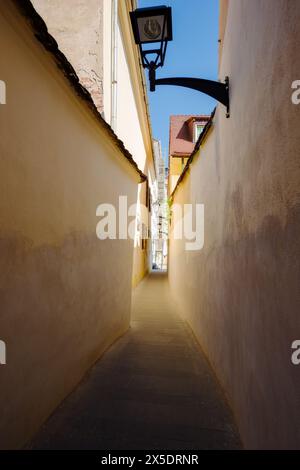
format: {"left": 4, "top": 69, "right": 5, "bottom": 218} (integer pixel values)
{"left": 32, "top": 0, "right": 104, "bottom": 113}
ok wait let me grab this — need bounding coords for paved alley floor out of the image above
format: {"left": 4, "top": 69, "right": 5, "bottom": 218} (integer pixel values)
{"left": 30, "top": 272, "right": 241, "bottom": 450}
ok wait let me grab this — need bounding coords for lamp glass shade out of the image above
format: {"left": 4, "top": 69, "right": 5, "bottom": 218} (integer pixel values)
{"left": 130, "top": 6, "right": 172, "bottom": 45}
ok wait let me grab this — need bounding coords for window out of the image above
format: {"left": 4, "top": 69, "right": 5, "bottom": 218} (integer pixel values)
{"left": 195, "top": 124, "right": 204, "bottom": 142}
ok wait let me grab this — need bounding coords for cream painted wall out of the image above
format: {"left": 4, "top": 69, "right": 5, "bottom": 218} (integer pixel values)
{"left": 116, "top": 23, "right": 148, "bottom": 171}
{"left": 114, "top": 4, "right": 154, "bottom": 284}
{"left": 0, "top": 2, "right": 140, "bottom": 449}
{"left": 103, "top": 0, "right": 112, "bottom": 124}
{"left": 33, "top": 0, "right": 154, "bottom": 284}
{"left": 131, "top": 181, "right": 149, "bottom": 287}
{"left": 169, "top": 0, "right": 300, "bottom": 449}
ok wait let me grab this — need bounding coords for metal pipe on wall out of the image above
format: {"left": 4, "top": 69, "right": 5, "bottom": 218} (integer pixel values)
{"left": 111, "top": 0, "right": 118, "bottom": 131}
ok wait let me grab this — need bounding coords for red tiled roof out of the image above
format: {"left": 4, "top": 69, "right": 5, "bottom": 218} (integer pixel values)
{"left": 169, "top": 115, "right": 210, "bottom": 157}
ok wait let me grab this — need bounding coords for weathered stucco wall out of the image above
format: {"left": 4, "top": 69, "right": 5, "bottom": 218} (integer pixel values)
{"left": 0, "top": 2, "right": 140, "bottom": 449}
{"left": 169, "top": 0, "right": 300, "bottom": 449}
{"left": 32, "top": 0, "right": 104, "bottom": 112}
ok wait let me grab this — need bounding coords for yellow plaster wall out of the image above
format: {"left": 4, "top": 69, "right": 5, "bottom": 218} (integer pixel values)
{"left": 0, "top": 2, "right": 139, "bottom": 449}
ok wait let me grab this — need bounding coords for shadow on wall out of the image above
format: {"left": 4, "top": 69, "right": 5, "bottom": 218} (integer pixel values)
{"left": 0, "top": 231, "right": 133, "bottom": 448}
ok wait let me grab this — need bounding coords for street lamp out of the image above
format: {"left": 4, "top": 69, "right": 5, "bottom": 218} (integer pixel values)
{"left": 130, "top": 5, "right": 230, "bottom": 117}
{"left": 130, "top": 6, "right": 172, "bottom": 91}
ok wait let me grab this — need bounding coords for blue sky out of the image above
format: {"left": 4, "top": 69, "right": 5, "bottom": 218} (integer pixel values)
{"left": 138, "top": 0, "right": 219, "bottom": 164}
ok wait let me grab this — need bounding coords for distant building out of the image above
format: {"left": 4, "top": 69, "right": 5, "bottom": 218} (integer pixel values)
{"left": 152, "top": 139, "right": 168, "bottom": 270}
{"left": 168, "top": 115, "right": 210, "bottom": 193}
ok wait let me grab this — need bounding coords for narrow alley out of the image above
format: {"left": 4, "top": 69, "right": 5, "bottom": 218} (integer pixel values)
{"left": 1, "top": 0, "right": 300, "bottom": 455}
{"left": 29, "top": 273, "right": 241, "bottom": 450}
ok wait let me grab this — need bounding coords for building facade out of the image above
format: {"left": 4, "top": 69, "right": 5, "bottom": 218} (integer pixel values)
{"left": 151, "top": 139, "right": 168, "bottom": 270}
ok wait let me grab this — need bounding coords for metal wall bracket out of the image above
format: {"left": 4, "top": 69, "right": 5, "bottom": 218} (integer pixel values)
{"left": 149, "top": 70, "right": 230, "bottom": 118}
